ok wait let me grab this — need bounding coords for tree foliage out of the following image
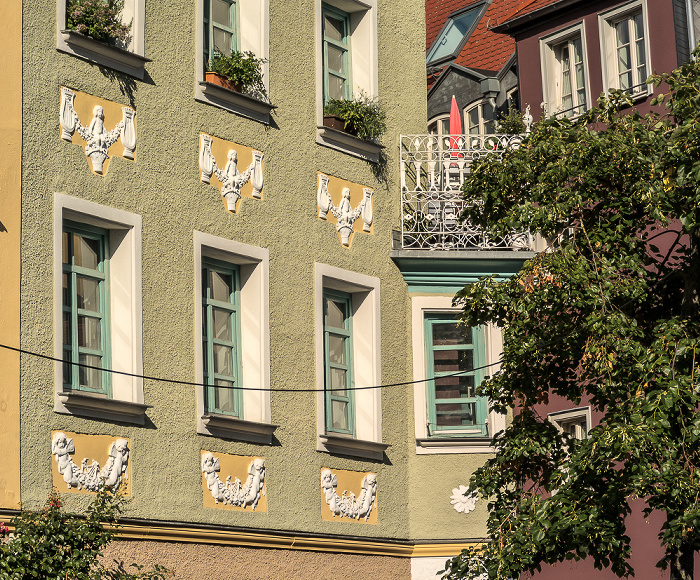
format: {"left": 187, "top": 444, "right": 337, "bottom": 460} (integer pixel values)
{"left": 442, "top": 52, "right": 700, "bottom": 580}
{"left": 0, "top": 489, "right": 170, "bottom": 580}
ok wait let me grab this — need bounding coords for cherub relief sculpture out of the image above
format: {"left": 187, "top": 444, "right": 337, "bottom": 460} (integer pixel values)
{"left": 199, "top": 133, "right": 264, "bottom": 212}
{"left": 321, "top": 469, "right": 377, "bottom": 522}
{"left": 201, "top": 452, "right": 266, "bottom": 510}
{"left": 59, "top": 87, "right": 136, "bottom": 174}
{"left": 51, "top": 432, "right": 129, "bottom": 492}
{"left": 317, "top": 174, "right": 373, "bottom": 246}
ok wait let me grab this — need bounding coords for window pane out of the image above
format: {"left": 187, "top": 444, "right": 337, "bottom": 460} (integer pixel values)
{"left": 209, "top": 270, "right": 232, "bottom": 302}
{"left": 62, "top": 232, "right": 69, "bottom": 264}
{"left": 618, "top": 44, "right": 631, "bottom": 75}
{"left": 63, "top": 351, "right": 72, "bottom": 385}
{"left": 63, "top": 311, "right": 71, "bottom": 346}
{"left": 328, "top": 75, "right": 346, "bottom": 100}
{"left": 214, "top": 381, "right": 235, "bottom": 412}
{"left": 213, "top": 344, "right": 234, "bottom": 376}
{"left": 633, "top": 13, "right": 644, "bottom": 41}
{"left": 435, "top": 375, "right": 475, "bottom": 399}
{"left": 213, "top": 308, "right": 232, "bottom": 341}
{"left": 76, "top": 276, "right": 100, "bottom": 312}
{"left": 79, "top": 353, "right": 102, "bottom": 390}
{"left": 73, "top": 234, "right": 100, "bottom": 270}
{"left": 212, "top": 0, "right": 232, "bottom": 27}
{"left": 327, "top": 44, "right": 345, "bottom": 74}
{"left": 63, "top": 273, "right": 70, "bottom": 306}
{"left": 433, "top": 322, "right": 469, "bottom": 345}
{"left": 324, "top": 14, "right": 344, "bottom": 42}
{"left": 436, "top": 402, "right": 477, "bottom": 426}
{"left": 434, "top": 349, "right": 473, "bottom": 373}
{"left": 330, "top": 367, "right": 347, "bottom": 395}
{"left": 467, "top": 108, "right": 479, "bottom": 134}
{"left": 326, "top": 298, "right": 346, "bottom": 328}
{"left": 636, "top": 40, "right": 647, "bottom": 84}
{"left": 213, "top": 28, "right": 232, "bottom": 56}
{"left": 616, "top": 19, "right": 630, "bottom": 47}
{"left": 77, "top": 315, "right": 101, "bottom": 350}
{"left": 328, "top": 335, "right": 346, "bottom": 365}
{"left": 331, "top": 400, "right": 349, "bottom": 431}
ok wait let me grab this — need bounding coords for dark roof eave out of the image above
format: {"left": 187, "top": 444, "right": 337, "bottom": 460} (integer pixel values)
{"left": 492, "top": 0, "right": 587, "bottom": 33}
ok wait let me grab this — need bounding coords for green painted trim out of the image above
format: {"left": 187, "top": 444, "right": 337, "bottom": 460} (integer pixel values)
{"left": 323, "top": 290, "right": 355, "bottom": 436}
{"left": 322, "top": 3, "right": 352, "bottom": 102}
{"left": 204, "top": 0, "right": 239, "bottom": 61}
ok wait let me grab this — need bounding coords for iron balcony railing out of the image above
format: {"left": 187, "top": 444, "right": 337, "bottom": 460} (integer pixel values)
{"left": 399, "top": 133, "right": 533, "bottom": 251}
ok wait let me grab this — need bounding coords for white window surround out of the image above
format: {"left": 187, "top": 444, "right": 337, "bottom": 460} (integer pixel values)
{"left": 194, "top": 231, "right": 275, "bottom": 444}
{"left": 54, "top": 193, "right": 147, "bottom": 424}
{"left": 315, "top": 263, "right": 386, "bottom": 460}
{"left": 539, "top": 22, "right": 591, "bottom": 119}
{"left": 548, "top": 406, "right": 591, "bottom": 440}
{"left": 196, "top": 0, "right": 273, "bottom": 124}
{"left": 598, "top": 0, "right": 652, "bottom": 98}
{"left": 56, "top": 0, "right": 149, "bottom": 79}
{"left": 412, "top": 296, "right": 505, "bottom": 454}
{"left": 315, "top": 0, "right": 381, "bottom": 162}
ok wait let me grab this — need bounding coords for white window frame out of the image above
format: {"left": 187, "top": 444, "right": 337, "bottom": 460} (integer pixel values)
{"left": 464, "top": 99, "right": 496, "bottom": 137}
{"left": 54, "top": 193, "right": 146, "bottom": 424}
{"left": 194, "top": 231, "right": 274, "bottom": 444}
{"left": 196, "top": 0, "right": 272, "bottom": 123}
{"left": 412, "top": 296, "right": 505, "bottom": 454}
{"left": 56, "top": 0, "right": 149, "bottom": 78}
{"left": 540, "top": 22, "right": 591, "bottom": 119}
{"left": 314, "top": 263, "right": 386, "bottom": 460}
{"left": 599, "top": 0, "right": 652, "bottom": 98}
{"left": 315, "top": 0, "right": 381, "bottom": 162}
{"left": 687, "top": 0, "right": 700, "bottom": 57}
{"left": 548, "top": 406, "right": 591, "bottom": 440}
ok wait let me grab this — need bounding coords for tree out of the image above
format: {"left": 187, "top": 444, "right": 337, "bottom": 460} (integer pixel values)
{"left": 0, "top": 489, "right": 170, "bottom": 580}
{"left": 441, "top": 53, "right": 700, "bottom": 580}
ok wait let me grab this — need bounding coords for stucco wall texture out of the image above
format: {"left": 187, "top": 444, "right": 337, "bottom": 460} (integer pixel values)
{"left": 17, "top": 0, "right": 491, "bottom": 553}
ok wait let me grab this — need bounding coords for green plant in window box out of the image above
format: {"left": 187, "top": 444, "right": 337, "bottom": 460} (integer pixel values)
{"left": 323, "top": 93, "right": 387, "bottom": 142}
{"left": 206, "top": 50, "right": 268, "bottom": 101}
{"left": 66, "top": 0, "right": 131, "bottom": 47}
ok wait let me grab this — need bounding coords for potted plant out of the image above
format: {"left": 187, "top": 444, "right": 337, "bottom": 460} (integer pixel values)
{"left": 206, "top": 50, "right": 268, "bottom": 101}
{"left": 323, "top": 93, "right": 387, "bottom": 141}
{"left": 66, "top": 0, "right": 131, "bottom": 47}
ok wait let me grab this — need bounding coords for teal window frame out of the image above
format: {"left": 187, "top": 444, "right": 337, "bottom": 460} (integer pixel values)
{"left": 323, "top": 290, "right": 355, "bottom": 435}
{"left": 62, "top": 221, "right": 111, "bottom": 396}
{"left": 202, "top": 258, "right": 243, "bottom": 417}
{"left": 424, "top": 313, "right": 487, "bottom": 436}
{"left": 322, "top": 3, "right": 352, "bottom": 102}
{"left": 204, "top": 0, "right": 239, "bottom": 65}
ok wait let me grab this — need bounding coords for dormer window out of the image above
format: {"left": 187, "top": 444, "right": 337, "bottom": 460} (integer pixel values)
{"left": 427, "top": 4, "right": 484, "bottom": 64}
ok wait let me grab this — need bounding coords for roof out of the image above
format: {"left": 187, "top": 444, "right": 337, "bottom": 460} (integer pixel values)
{"left": 426, "top": 0, "right": 518, "bottom": 85}
{"left": 494, "top": 0, "right": 586, "bottom": 31}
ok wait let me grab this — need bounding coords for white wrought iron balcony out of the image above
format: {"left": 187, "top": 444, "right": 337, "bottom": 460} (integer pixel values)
{"left": 399, "top": 133, "right": 534, "bottom": 251}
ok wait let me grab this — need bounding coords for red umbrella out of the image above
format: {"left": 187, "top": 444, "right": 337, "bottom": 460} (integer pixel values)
{"left": 449, "top": 95, "right": 462, "bottom": 156}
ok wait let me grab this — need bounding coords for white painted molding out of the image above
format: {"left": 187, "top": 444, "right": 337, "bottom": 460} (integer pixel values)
{"left": 59, "top": 88, "right": 136, "bottom": 174}
{"left": 321, "top": 469, "right": 377, "bottom": 521}
{"left": 52, "top": 432, "right": 129, "bottom": 492}
{"left": 201, "top": 452, "right": 265, "bottom": 510}
{"left": 199, "top": 134, "right": 264, "bottom": 212}
{"left": 317, "top": 174, "right": 373, "bottom": 246}
{"left": 450, "top": 485, "right": 478, "bottom": 514}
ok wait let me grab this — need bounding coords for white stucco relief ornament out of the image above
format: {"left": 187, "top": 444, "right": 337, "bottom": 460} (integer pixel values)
{"left": 317, "top": 174, "right": 373, "bottom": 246}
{"left": 199, "top": 133, "right": 264, "bottom": 212}
{"left": 52, "top": 432, "right": 129, "bottom": 492}
{"left": 450, "top": 485, "right": 479, "bottom": 514}
{"left": 321, "top": 469, "right": 377, "bottom": 521}
{"left": 59, "top": 87, "right": 136, "bottom": 174}
{"left": 201, "top": 452, "right": 266, "bottom": 510}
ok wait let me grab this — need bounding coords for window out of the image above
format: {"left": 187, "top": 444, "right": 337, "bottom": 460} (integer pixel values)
{"left": 323, "top": 291, "right": 354, "bottom": 434}
{"left": 549, "top": 407, "right": 591, "bottom": 441}
{"left": 465, "top": 100, "right": 495, "bottom": 136}
{"left": 599, "top": 2, "right": 651, "bottom": 97}
{"left": 427, "top": 4, "right": 484, "bottom": 64}
{"left": 204, "top": 0, "right": 238, "bottom": 64}
{"left": 54, "top": 194, "right": 146, "bottom": 424}
{"left": 315, "top": 264, "right": 386, "bottom": 460}
{"left": 425, "top": 314, "right": 487, "bottom": 437}
{"left": 56, "top": 0, "right": 149, "bottom": 79}
{"left": 411, "top": 297, "right": 505, "bottom": 453}
{"left": 322, "top": 5, "right": 351, "bottom": 102}
{"left": 196, "top": 0, "right": 272, "bottom": 122}
{"left": 194, "top": 232, "right": 275, "bottom": 444}
{"left": 688, "top": 0, "right": 700, "bottom": 56}
{"left": 202, "top": 259, "right": 242, "bottom": 417}
{"left": 62, "top": 223, "right": 111, "bottom": 396}
{"left": 540, "top": 24, "right": 590, "bottom": 118}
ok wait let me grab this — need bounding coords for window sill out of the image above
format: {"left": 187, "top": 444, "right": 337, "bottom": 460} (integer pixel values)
{"left": 59, "top": 30, "right": 150, "bottom": 79}
{"left": 56, "top": 391, "right": 151, "bottom": 425}
{"left": 319, "top": 433, "right": 389, "bottom": 461}
{"left": 316, "top": 126, "right": 384, "bottom": 163}
{"left": 197, "top": 82, "right": 276, "bottom": 125}
{"left": 416, "top": 437, "right": 494, "bottom": 455}
{"left": 200, "top": 413, "right": 278, "bottom": 445}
